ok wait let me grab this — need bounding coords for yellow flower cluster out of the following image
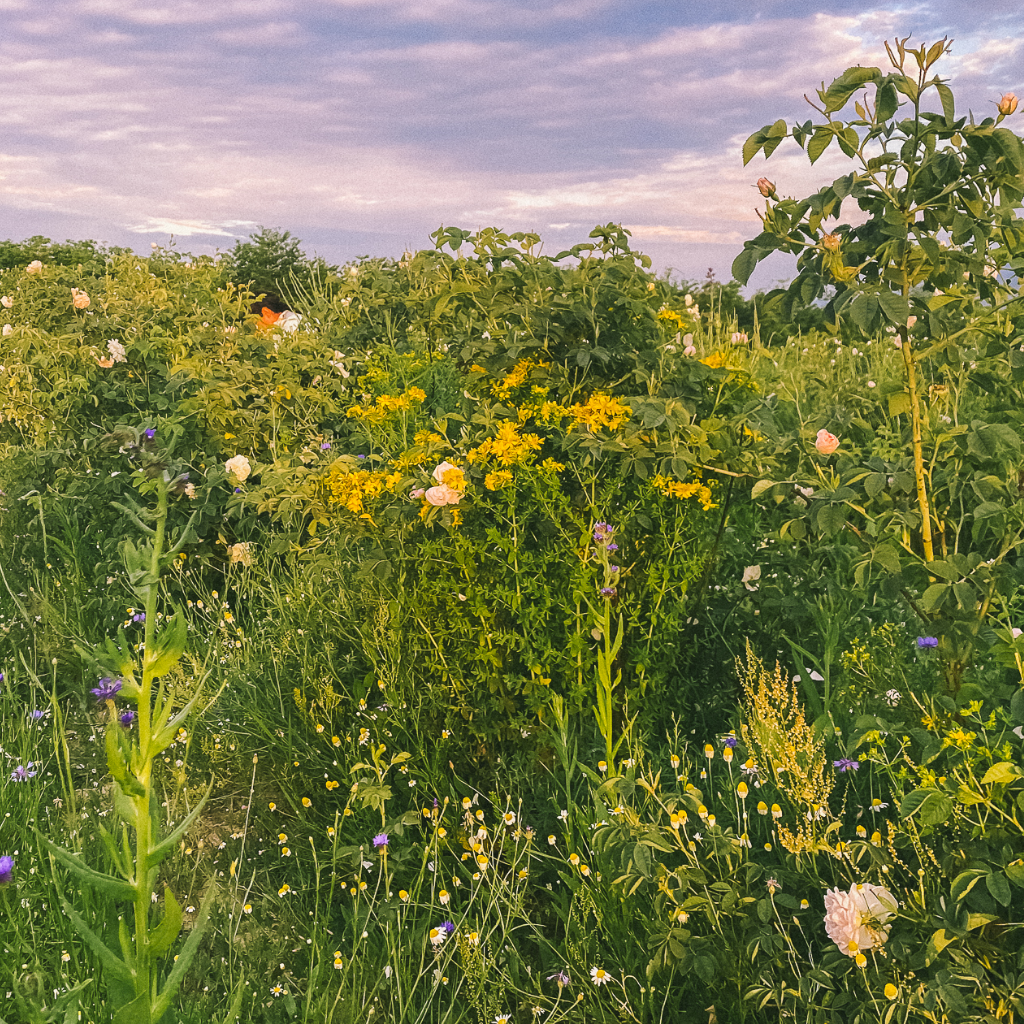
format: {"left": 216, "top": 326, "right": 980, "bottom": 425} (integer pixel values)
{"left": 484, "top": 470, "right": 514, "bottom": 490}
{"left": 326, "top": 467, "right": 401, "bottom": 516}
{"left": 466, "top": 421, "right": 544, "bottom": 467}
{"left": 491, "top": 358, "right": 549, "bottom": 400}
{"left": 651, "top": 474, "right": 716, "bottom": 510}
{"left": 657, "top": 307, "right": 688, "bottom": 331}
{"left": 569, "top": 393, "right": 631, "bottom": 433}
{"left": 346, "top": 386, "right": 427, "bottom": 423}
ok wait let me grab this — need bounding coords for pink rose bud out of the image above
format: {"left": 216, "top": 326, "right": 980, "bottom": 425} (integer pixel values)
{"left": 756, "top": 177, "right": 775, "bottom": 197}
{"left": 410, "top": 488, "right": 425, "bottom": 499}
{"left": 815, "top": 429, "right": 840, "bottom": 455}
{"left": 998, "top": 93, "right": 1018, "bottom": 116}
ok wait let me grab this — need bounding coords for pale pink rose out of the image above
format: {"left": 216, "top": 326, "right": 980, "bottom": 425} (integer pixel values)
{"left": 26, "top": 260, "right": 43, "bottom": 274}
{"left": 824, "top": 883, "right": 896, "bottom": 956}
{"left": 1, "top": 296, "right": 11, "bottom": 308}
{"left": 815, "top": 429, "right": 840, "bottom": 455}
{"left": 432, "top": 461, "right": 457, "bottom": 484}
{"left": 410, "top": 488, "right": 425, "bottom": 499}
{"left": 425, "top": 484, "right": 461, "bottom": 506}
{"left": 71, "top": 288, "right": 90, "bottom": 309}
{"left": 683, "top": 345, "right": 697, "bottom": 357}
{"left": 756, "top": 177, "right": 775, "bottom": 197}
{"left": 225, "top": 455, "right": 251, "bottom": 482}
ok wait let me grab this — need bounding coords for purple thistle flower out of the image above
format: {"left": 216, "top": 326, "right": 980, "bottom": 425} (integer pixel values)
{"left": 0, "top": 855, "right": 13, "bottom": 885}
{"left": 592, "top": 522, "right": 614, "bottom": 544}
{"left": 917, "top": 636, "right": 938, "bottom": 649}
{"left": 91, "top": 677, "right": 122, "bottom": 702}
{"left": 120, "top": 710, "right": 136, "bottom": 728}
{"left": 723, "top": 736, "right": 738, "bottom": 748}
{"left": 11, "top": 763, "right": 37, "bottom": 782}
{"left": 833, "top": 758, "right": 859, "bottom": 772}
{"left": 373, "top": 833, "right": 389, "bottom": 849}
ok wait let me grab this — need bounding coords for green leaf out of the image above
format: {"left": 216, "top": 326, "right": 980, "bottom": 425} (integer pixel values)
{"left": 986, "top": 870, "right": 1012, "bottom": 908}
{"left": 152, "top": 882, "right": 218, "bottom": 1021}
{"left": 731, "top": 247, "right": 760, "bottom": 286}
{"left": 823, "top": 66, "right": 881, "bottom": 113}
{"left": 951, "top": 868, "right": 987, "bottom": 903}
{"left": 899, "top": 787, "right": 953, "bottom": 826}
{"left": 145, "top": 609, "right": 187, "bottom": 680}
{"left": 807, "top": 128, "right": 833, "bottom": 164}
{"left": 149, "top": 886, "right": 184, "bottom": 957}
{"left": 39, "top": 834, "right": 137, "bottom": 901}
{"left": 57, "top": 898, "right": 134, "bottom": 986}
{"left": 150, "top": 778, "right": 214, "bottom": 867}
{"left": 981, "top": 761, "right": 1023, "bottom": 785}
{"left": 112, "top": 993, "right": 152, "bottom": 1024}
{"left": 888, "top": 391, "right": 912, "bottom": 417}
{"left": 751, "top": 479, "right": 776, "bottom": 500}
{"left": 850, "top": 293, "right": 879, "bottom": 333}
{"left": 864, "top": 472, "right": 887, "bottom": 498}
{"left": 876, "top": 81, "right": 899, "bottom": 121}
{"left": 877, "top": 290, "right": 910, "bottom": 324}
{"left": 1006, "top": 860, "right": 1024, "bottom": 888}
{"left": 742, "top": 131, "right": 766, "bottom": 166}
{"left": 935, "top": 83, "right": 955, "bottom": 126}
{"left": 920, "top": 583, "right": 948, "bottom": 613}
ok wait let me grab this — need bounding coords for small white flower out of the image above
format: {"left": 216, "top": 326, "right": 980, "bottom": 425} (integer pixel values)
{"left": 590, "top": 966, "right": 612, "bottom": 986}
{"left": 741, "top": 565, "right": 761, "bottom": 591}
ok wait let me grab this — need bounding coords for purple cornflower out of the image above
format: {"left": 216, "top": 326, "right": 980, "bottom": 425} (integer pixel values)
{"left": 917, "top": 637, "right": 938, "bottom": 649}
{"left": 548, "top": 969, "right": 571, "bottom": 988}
{"left": 440, "top": 921, "right": 454, "bottom": 935}
{"left": 321, "top": 442, "right": 332, "bottom": 450}
{"left": 120, "top": 710, "right": 136, "bottom": 728}
{"left": 373, "top": 833, "right": 389, "bottom": 849}
{"left": 91, "top": 677, "right": 122, "bottom": 702}
{"left": 11, "top": 763, "right": 37, "bottom": 782}
{"left": 29, "top": 709, "right": 46, "bottom": 721}
{"left": 609, "top": 565, "right": 620, "bottom": 573}
{"left": 234, "top": 487, "right": 242, "bottom": 493}
{"left": 132, "top": 612, "right": 145, "bottom": 623}
{"left": 723, "top": 736, "right": 738, "bottom": 748}
{"left": 599, "top": 586, "right": 617, "bottom": 598}
{"left": 0, "top": 855, "right": 13, "bottom": 885}
{"left": 606, "top": 543, "right": 619, "bottom": 552}
{"left": 833, "top": 758, "right": 859, "bottom": 772}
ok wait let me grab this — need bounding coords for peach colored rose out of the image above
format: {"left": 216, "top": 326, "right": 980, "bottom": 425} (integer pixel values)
{"left": 95, "top": 356, "right": 114, "bottom": 368}
{"left": 425, "top": 484, "right": 461, "bottom": 506}
{"left": 756, "top": 177, "right": 775, "bottom": 197}
{"left": 815, "top": 429, "right": 840, "bottom": 455}
{"left": 71, "top": 288, "right": 90, "bottom": 309}
{"left": 1, "top": 296, "right": 11, "bottom": 308}
{"left": 998, "top": 93, "right": 1018, "bottom": 116}
{"left": 26, "top": 260, "right": 43, "bottom": 274}
{"left": 432, "top": 461, "right": 457, "bottom": 484}
{"left": 820, "top": 233, "right": 840, "bottom": 252}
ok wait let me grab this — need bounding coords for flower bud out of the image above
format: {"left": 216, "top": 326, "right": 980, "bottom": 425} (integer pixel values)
{"left": 998, "top": 93, "right": 1018, "bottom": 116}
{"left": 756, "top": 177, "right": 775, "bottom": 197}
{"left": 820, "top": 233, "right": 840, "bottom": 252}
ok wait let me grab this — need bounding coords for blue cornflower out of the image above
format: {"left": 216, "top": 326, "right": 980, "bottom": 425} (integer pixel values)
{"left": 120, "top": 710, "right": 136, "bottom": 728}
{"left": 91, "top": 677, "right": 122, "bottom": 701}
{"left": 321, "top": 442, "right": 332, "bottom": 450}
{"left": 11, "top": 763, "right": 37, "bottom": 782}
{"left": 143, "top": 428, "right": 156, "bottom": 440}
{"left": 372, "top": 833, "right": 389, "bottom": 849}
{"left": 0, "top": 855, "right": 13, "bottom": 885}
{"left": 833, "top": 758, "right": 859, "bottom": 772}
{"left": 441, "top": 921, "right": 454, "bottom": 935}
{"left": 917, "top": 637, "right": 938, "bottom": 649}
{"left": 29, "top": 709, "right": 46, "bottom": 721}
{"left": 132, "top": 612, "right": 145, "bottom": 623}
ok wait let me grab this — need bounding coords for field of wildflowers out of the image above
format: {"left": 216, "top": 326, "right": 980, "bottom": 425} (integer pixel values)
{"left": 3, "top": 38, "right": 1024, "bottom": 1024}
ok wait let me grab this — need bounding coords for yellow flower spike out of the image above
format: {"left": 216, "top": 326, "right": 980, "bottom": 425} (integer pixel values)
{"left": 884, "top": 983, "right": 898, "bottom": 999}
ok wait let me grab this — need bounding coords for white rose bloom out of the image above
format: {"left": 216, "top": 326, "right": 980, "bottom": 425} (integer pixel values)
{"left": 432, "top": 461, "right": 458, "bottom": 484}
{"left": 824, "top": 883, "right": 896, "bottom": 956}
{"left": 277, "top": 310, "right": 301, "bottom": 333}
{"left": 225, "top": 455, "right": 251, "bottom": 482}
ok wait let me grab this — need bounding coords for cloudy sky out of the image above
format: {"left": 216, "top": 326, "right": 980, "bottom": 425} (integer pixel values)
{"left": 0, "top": 0, "right": 1021, "bottom": 284}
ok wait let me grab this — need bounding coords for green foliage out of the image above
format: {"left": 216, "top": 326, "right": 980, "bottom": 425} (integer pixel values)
{"left": 220, "top": 227, "right": 336, "bottom": 306}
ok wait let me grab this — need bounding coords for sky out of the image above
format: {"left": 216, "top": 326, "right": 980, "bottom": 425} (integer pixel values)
{"left": 0, "top": 0, "right": 1021, "bottom": 286}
